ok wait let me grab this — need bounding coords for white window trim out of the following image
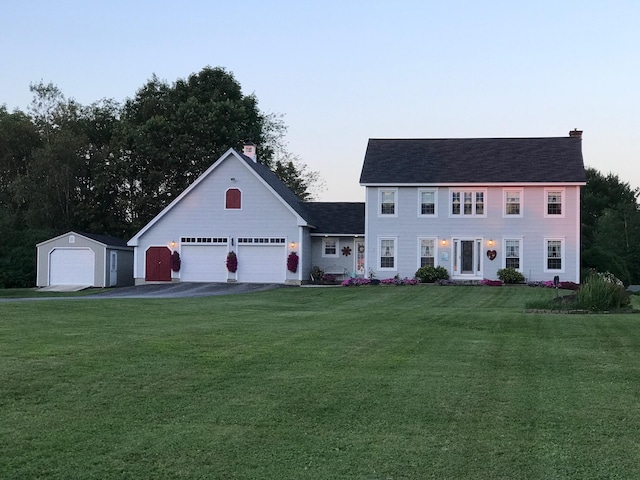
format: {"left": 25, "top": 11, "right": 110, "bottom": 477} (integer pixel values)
{"left": 503, "top": 188, "right": 524, "bottom": 218}
{"left": 449, "top": 189, "right": 487, "bottom": 218}
{"left": 544, "top": 188, "right": 565, "bottom": 218}
{"left": 378, "top": 236, "right": 397, "bottom": 271}
{"left": 417, "top": 189, "right": 438, "bottom": 218}
{"left": 378, "top": 188, "right": 398, "bottom": 218}
{"left": 417, "top": 237, "right": 438, "bottom": 269}
{"left": 502, "top": 237, "right": 523, "bottom": 272}
{"left": 543, "top": 237, "right": 565, "bottom": 273}
{"left": 322, "top": 237, "right": 339, "bottom": 258}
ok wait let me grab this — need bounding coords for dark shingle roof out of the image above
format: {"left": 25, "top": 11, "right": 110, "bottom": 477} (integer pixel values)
{"left": 304, "top": 202, "right": 365, "bottom": 235}
{"left": 360, "top": 137, "right": 586, "bottom": 184}
{"left": 240, "top": 154, "right": 312, "bottom": 221}
{"left": 78, "top": 232, "right": 130, "bottom": 247}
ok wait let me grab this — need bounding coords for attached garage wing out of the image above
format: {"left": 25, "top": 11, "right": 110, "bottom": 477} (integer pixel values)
{"left": 49, "top": 248, "right": 95, "bottom": 286}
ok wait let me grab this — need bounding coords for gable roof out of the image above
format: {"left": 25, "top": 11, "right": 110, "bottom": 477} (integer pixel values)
{"left": 128, "top": 149, "right": 313, "bottom": 246}
{"left": 304, "top": 202, "right": 365, "bottom": 235}
{"left": 239, "top": 153, "right": 311, "bottom": 221}
{"left": 360, "top": 137, "right": 586, "bottom": 185}
{"left": 37, "top": 231, "right": 130, "bottom": 248}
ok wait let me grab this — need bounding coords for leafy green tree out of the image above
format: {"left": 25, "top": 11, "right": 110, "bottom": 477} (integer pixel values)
{"left": 114, "top": 67, "right": 266, "bottom": 230}
{"left": 582, "top": 167, "right": 640, "bottom": 284}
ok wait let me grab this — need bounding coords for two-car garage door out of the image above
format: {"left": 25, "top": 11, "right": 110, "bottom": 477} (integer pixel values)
{"left": 177, "top": 237, "right": 286, "bottom": 283}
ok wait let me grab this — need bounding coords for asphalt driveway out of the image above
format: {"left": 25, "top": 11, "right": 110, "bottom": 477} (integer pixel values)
{"left": 90, "top": 282, "right": 287, "bottom": 298}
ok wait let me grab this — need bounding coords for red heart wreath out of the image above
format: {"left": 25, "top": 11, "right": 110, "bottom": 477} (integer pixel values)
{"left": 486, "top": 250, "right": 497, "bottom": 261}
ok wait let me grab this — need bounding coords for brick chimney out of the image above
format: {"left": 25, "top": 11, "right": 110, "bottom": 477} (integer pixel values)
{"left": 242, "top": 141, "right": 257, "bottom": 162}
{"left": 569, "top": 128, "right": 583, "bottom": 139}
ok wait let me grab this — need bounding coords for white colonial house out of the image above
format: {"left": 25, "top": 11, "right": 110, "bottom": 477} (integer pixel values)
{"left": 128, "top": 131, "right": 585, "bottom": 285}
{"left": 359, "top": 130, "right": 586, "bottom": 283}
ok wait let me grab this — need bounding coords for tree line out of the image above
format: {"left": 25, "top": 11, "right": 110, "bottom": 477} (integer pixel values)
{"left": 0, "top": 67, "right": 322, "bottom": 287}
{"left": 1, "top": 66, "right": 639, "bottom": 287}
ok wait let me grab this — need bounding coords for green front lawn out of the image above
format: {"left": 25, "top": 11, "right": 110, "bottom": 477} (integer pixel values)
{"left": 2, "top": 286, "right": 640, "bottom": 479}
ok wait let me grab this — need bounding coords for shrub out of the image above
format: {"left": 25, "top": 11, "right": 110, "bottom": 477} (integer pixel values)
{"left": 576, "top": 273, "right": 631, "bottom": 311}
{"left": 415, "top": 265, "right": 449, "bottom": 283}
{"left": 481, "top": 279, "right": 503, "bottom": 286}
{"left": 497, "top": 267, "right": 525, "bottom": 284}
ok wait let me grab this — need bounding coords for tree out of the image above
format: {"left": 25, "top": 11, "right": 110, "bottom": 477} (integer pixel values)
{"left": 114, "top": 67, "right": 323, "bottom": 233}
{"left": 114, "top": 67, "right": 267, "bottom": 231}
{"left": 582, "top": 167, "right": 640, "bottom": 284}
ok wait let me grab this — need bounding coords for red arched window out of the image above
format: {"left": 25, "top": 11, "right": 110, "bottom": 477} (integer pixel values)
{"left": 225, "top": 188, "right": 241, "bottom": 209}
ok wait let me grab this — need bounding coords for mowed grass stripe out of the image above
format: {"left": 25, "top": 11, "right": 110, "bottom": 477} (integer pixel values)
{"left": 1, "top": 286, "right": 640, "bottom": 479}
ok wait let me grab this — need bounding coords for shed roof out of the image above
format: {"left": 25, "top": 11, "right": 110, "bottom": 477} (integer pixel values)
{"left": 360, "top": 137, "right": 586, "bottom": 185}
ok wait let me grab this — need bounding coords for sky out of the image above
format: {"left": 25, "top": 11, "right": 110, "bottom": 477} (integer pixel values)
{"left": 2, "top": 0, "right": 639, "bottom": 202}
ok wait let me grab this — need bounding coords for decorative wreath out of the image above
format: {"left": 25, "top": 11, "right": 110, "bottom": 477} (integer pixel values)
{"left": 170, "top": 251, "right": 181, "bottom": 272}
{"left": 287, "top": 252, "right": 299, "bottom": 273}
{"left": 226, "top": 251, "right": 238, "bottom": 273}
{"left": 342, "top": 246, "right": 352, "bottom": 257}
{"left": 358, "top": 245, "right": 365, "bottom": 254}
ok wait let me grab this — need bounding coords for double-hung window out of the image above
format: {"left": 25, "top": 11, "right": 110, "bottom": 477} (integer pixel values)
{"left": 323, "top": 238, "right": 338, "bottom": 258}
{"left": 545, "top": 189, "right": 564, "bottom": 217}
{"left": 419, "top": 189, "right": 437, "bottom": 216}
{"left": 379, "top": 189, "right": 397, "bottom": 216}
{"left": 504, "top": 189, "right": 523, "bottom": 217}
{"left": 545, "top": 238, "right": 564, "bottom": 272}
{"left": 504, "top": 238, "right": 522, "bottom": 270}
{"left": 379, "top": 237, "right": 396, "bottom": 269}
{"left": 450, "top": 189, "right": 486, "bottom": 217}
{"left": 419, "top": 238, "right": 436, "bottom": 267}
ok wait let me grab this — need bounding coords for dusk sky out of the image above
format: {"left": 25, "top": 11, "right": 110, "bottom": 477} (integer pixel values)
{"left": 2, "top": 1, "right": 638, "bottom": 201}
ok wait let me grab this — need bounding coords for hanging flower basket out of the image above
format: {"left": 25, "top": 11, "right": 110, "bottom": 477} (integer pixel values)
{"left": 287, "top": 252, "right": 299, "bottom": 273}
{"left": 170, "top": 251, "right": 181, "bottom": 272}
{"left": 226, "top": 251, "right": 238, "bottom": 273}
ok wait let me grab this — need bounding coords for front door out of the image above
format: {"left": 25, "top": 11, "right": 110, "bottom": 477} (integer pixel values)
{"left": 453, "top": 238, "right": 483, "bottom": 278}
{"left": 461, "top": 241, "right": 474, "bottom": 274}
{"left": 146, "top": 247, "right": 172, "bottom": 281}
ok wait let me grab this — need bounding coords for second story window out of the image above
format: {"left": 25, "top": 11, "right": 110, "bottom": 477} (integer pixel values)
{"left": 504, "top": 190, "right": 522, "bottom": 217}
{"left": 379, "top": 189, "right": 397, "bottom": 216}
{"left": 546, "top": 190, "right": 563, "bottom": 216}
{"left": 419, "top": 190, "right": 436, "bottom": 216}
{"left": 450, "top": 190, "right": 486, "bottom": 217}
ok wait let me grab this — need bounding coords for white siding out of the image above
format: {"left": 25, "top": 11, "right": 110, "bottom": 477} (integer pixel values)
{"left": 365, "top": 185, "right": 581, "bottom": 283}
{"left": 132, "top": 153, "right": 303, "bottom": 284}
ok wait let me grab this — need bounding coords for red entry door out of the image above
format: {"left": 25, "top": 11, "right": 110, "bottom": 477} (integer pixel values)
{"left": 146, "top": 247, "right": 172, "bottom": 281}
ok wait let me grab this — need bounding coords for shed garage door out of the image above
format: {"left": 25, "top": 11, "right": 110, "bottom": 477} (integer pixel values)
{"left": 180, "top": 245, "right": 227, "bottom": 282}
{"left": 238, "top": 245, "right": 285, "bottom": 283}
{"left": 50, "top": 248, "right": 95, "bottom": 286}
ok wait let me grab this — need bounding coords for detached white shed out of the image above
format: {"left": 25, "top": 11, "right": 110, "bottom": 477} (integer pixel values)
{"left": 36, "top": 231, "right": 134, "bottom": 288}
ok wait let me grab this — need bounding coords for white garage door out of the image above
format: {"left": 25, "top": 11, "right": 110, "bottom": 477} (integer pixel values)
{"left": 180, "top": 245, "right": 227, "bottom": 282}
{"left": 238, "top": 245, "right": 285, "bottom": 283}
{"left": 50, "top": 248, "right": 95, "bottom": 286}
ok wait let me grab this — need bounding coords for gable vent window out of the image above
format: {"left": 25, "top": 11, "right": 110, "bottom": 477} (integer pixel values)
{"left": 225, "top": 188, "right": 242, "bottom": 209}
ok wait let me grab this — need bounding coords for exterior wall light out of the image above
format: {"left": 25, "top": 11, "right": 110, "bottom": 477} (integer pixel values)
{"left": 488, "top": 239, "right": 494, "bottom": 247}
{"left": 170, "top": 241, "right": 177, "bottom": 248}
